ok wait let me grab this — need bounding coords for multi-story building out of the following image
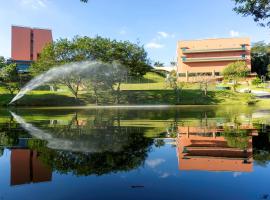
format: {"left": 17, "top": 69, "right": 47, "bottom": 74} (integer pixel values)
{"left": 11, "top": 26, "right": 53, "bottom": 72}
{"left": 177, "top": 38, "right": 251, "bottom": 80}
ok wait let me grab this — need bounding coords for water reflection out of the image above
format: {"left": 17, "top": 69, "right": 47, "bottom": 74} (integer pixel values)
{"left": 176, "top": 125, "right": 256, "bottom": 172}
{"left": 11, "top": 149, "right": 51, "bottom": 185}
{"left": 0, "top": 107, "right": 270, "bottom": 199}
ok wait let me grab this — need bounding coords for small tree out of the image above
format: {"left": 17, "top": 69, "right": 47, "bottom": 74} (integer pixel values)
{"left": 195, "top": 73, "right": 212, "bottom": 96}
{"left": 251, "top": 77, "right": 262, "bottom": 87}
{"left": 222, "top": 61, "right": 249, "bottom": 92}
{"left": 166, "top": 70, "right": 185, "bottom": 104}
{"left": 0, "top": 64, "right": 20, "bottom": 95}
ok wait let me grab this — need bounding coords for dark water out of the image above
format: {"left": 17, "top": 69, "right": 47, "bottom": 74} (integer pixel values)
{"left": 1, "top": 106, "right": 270, "bottom": 200}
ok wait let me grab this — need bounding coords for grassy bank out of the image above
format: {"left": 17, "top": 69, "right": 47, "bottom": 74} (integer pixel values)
{"left": 0, "top": 72, "right": 259, "bottom": 107}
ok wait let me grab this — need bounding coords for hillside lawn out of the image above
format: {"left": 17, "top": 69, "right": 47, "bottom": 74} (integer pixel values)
{"left": 0, "top": 72, "right": 259, "bottom": 107}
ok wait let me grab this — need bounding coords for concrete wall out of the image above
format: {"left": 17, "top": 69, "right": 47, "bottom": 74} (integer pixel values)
{"left": 177, "top": 38, "right": 251, "bottom": 74}
{"left": 32, "top": 28, "right": 53, "bottom": 60}
{"left": 11, "top": 26, "right": 52, "bottom": 61}
{"left": 11, "top": 26, "right": 31, "bottom": 61}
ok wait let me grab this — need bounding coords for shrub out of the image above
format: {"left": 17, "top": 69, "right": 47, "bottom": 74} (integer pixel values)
{"left": 251, "top": 77, "right": 262, "bottom": 86}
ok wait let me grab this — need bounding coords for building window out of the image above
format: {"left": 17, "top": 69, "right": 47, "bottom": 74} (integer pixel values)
{"left": 242, "top": 54, "right": 246, "bottom": 59}
{"left": 241, "top": 44, "right": 246, "bottom": 50}
{"left": 181, "top": 47, "right": 187, "bottom": 51}
{"left": 182, "top": 56, "right": 186, "bottom": 62}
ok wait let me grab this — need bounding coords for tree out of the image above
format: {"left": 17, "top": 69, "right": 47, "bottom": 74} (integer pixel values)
{"left": 166, "top": 70, "right": 185, "bottom": 104}
{"left": 31, "top": 36, "right": 150, "bottom": 102}
{"left": 251, "top": 41, "right": 270, "bottom": 77}
{"left": 267, "top": 63, "right": 270, "bottom": 77}
{"left": 222, "top": 61, "right": 249, "bottom": 91}
{"left": 0, "top": 57, "right": 6, "bottom": 69}
{"left": 195, "top": 73, "right": 213, "bottom": 96}
{"left": 31, "top": 39, "right": 83, "bottom": 99}
{"left": 73, "top": 36, "right": 151, "bottom": 77}
{"left": 0, "top": 63, "right": 20, "bottom": 95}
{"left": 233, "top": 0, "right": 270, "bottom": 27}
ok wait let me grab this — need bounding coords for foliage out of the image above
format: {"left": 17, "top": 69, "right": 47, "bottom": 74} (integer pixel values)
{"left": 31, "top": 36, "right": 151, "bottom": 101}
{"left": 0, "top": 57, "right": 6, "bottom": 69}
{"left": 0, "top": 63, "right": 20, "bottom": 95}
{"left": 222, "top": 61, "right": 249, "bottom": 91}
{"left": 251, "top": 41, "right": 270, "bottom": 77}
{"left": 233, "top": 0, "right": 270, "bottom": 27}
{"left": 73, "top": 36, "right": 151, "bottom": 77}
{"left": 251, "top": 76, "right": 262, "bottom": 86}
{"left": 165, "top": 70, "right": 185, "bottom": 103}
{"left": 84, "top": 63, "right": 128, "bottom": 104}
{"left": 223, "top": 127, "right": 250, "bottom": 149}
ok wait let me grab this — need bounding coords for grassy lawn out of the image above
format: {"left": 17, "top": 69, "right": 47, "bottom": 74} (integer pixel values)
{"left": 0, "top": 72, "right": 261, "bottom": 106}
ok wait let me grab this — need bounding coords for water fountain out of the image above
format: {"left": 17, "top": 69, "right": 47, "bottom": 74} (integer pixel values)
{"left": 9, "top": 61, "right": 121, "bottom": 104}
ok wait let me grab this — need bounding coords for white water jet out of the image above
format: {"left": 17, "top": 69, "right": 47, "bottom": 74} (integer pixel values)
{"left": 9, "top": 60, "right": 115, "bottom": 104}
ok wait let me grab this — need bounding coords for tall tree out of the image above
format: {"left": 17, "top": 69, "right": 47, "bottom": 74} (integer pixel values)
{"left": 233, "top": 0, "right": 270, "bottom": 27}
{"left": 251, "top": 41, "right": 270, "bottom": 77}
{"left": 31, "top": 36, "right": 149, "bottom": 102}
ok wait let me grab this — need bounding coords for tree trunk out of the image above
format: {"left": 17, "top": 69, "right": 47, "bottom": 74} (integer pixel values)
{"left": 115, "top": 82, "right": 121, "bottom": 104}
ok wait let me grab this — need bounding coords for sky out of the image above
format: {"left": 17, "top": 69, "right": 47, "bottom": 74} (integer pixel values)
{"left": 0, "top": 0, "right": 269, "bottom": 65}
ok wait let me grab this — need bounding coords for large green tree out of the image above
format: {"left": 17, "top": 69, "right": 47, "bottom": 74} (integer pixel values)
{"left": 31, "top": 36, "right": 150, "bottom": 102}
{"left": 233, "top": 0, "right": 270, "bottom": 27}
{"left": 251, "top": 41, "right": 270, "bottom": 77}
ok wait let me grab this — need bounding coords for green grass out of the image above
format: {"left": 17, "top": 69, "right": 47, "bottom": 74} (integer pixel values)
{"left": 0, "top": 72, "right": 264, "bottom": 107}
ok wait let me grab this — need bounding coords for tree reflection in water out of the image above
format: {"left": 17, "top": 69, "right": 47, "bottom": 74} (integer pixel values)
{"left": 0, "top": 108, "right": 270, "bottom": 178}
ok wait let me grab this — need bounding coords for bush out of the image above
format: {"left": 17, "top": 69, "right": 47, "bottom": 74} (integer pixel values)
{"left": 251, "top": 77, "right": 262, "bottom": 86}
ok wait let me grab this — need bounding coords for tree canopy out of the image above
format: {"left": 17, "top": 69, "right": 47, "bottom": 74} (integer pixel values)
{"left": 222, "top": 61, "right": 249, "bottom": 91}
{"left": 31, "top": 36, "right": 151, "bottom": 77}
{"left": 233, "top": 0, "right": 270, "bottom": 27}
{"left": 251, "top": 41, "right": 270, "bottom": 77}
{"left": 0, "top": 63, "right": 20, "bottom": 95}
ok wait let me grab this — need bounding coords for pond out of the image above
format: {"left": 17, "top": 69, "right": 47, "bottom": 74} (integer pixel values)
{"left": 0, "top": 106, "right": 270, "bottom": 200}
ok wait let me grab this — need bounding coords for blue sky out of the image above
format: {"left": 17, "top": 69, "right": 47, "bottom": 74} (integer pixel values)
{"left": 0, "top": 0, "right": 269, "bottom": 65}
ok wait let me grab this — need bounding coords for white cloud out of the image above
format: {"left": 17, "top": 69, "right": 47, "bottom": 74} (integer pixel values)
{"left": 157, "top": 31, "right": 175, "bottom": 39}
{"left": 19, "top": 0, "right": 48, "bottom": 9}
{"left": 146, "top": 158, "right": 165, "bottom": 168}
{"left": 158, "top": 31, "right": 169, "bottom": 38}
{"left": 230, "top": 30, "right": 240, "bottom": 37}
{"left": 145, "top": 42, "right": 164, "bottom": 49}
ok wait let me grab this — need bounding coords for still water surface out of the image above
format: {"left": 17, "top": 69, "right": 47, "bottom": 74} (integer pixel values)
{"left": 0, "top": 106, "right": 270, "bottom": 200}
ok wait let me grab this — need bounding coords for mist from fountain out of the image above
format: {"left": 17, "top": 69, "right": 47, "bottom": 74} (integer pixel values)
{"left": 9, "top": 61, "right": 118, "bottom": 104}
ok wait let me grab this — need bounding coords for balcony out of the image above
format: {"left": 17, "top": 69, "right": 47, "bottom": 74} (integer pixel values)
{"left": 182, "top": 47, "right": 246, "bottom": 54}
{"left": 182, "top": 56, "right": 247, "bottom": 63}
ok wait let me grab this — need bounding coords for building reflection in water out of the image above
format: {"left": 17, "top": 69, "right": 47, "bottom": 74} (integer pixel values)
{"left": 176, "top": 124, "right": 258, "bottom": 172}
{"left": 10, "top": 149, "right": 52, "bottom": 186}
